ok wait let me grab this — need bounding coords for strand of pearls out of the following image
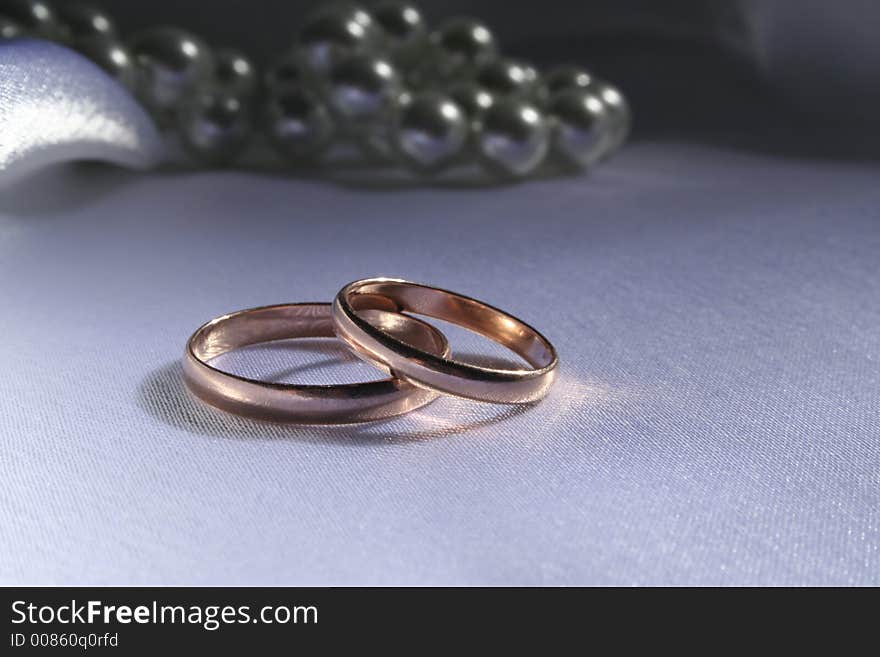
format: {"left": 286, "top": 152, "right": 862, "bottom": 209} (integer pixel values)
{"left": 0, "top": 0, "right": 631, "bottom": 180}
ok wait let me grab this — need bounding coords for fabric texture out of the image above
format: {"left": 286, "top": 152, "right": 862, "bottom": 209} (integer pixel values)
{"left": 1, "top": 142, "right": 878, "bottom": 585}
{"left": 1, "top": 9, "right": 878, "bottom": 586}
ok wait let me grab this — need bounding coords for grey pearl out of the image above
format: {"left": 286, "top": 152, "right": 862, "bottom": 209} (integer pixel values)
{"left": 320, "top": 2, "right": 374, "bottom": 28}
{"left": 263, "top": 51, "right": 306, "bottom": 92}
{"left": 295, "top": 4, "right": 379, "bottom": 76}
{"left": 392, "top": 92, "right": 468, "bottom": 173}
{"left": 0, "top": 16, "right": 21, "bottom": 38}
{"left": 475, "top": 58, "right": 538, "bottom": 98}
{"left": 177, "top": 89, "right": 251, "bottom": 166}
{"left": 353, "top": 89, "right": 411, "bottom": 162}
{"left": 55, "top": 3, "right": 116, "bottom": 45}
{"left": 544, "top": 65, "right": 595, "bottom": 95}
{"left": 595, "top": 81, "right": 631, "bottom": 153}
{"left": 213, "top": 48, "right": 257, "bottom": 98}
{"left": 263, "top": 87, "right": 335, "bottom": 163}
{"left": 446, "top": 82, "right": 494, "bottom": 119}
{"left": 325, "top": 54, "right": 402, "bottom": 126}
{"left": 373, "top": 1, "right": 426, "bottom": 50}
{"left": 428, "top": 17, "right": 497, "bottom": 79}
{"left": 357, "top": 123, "right": 397, "bottom": 162}
{"left": 0, "top": 0, "right": 56, "bottom": 38}
{"left": 475, "top": 98, "right": 550, "bottom": 178}
{"left": 75, "top": 37, "right": 137, "bottom": 89}
{"left": 547, "top": 88, "right": 610, "bottom": 169}
{"left": 128, "top": 27, "right": 214, "bottom": 116}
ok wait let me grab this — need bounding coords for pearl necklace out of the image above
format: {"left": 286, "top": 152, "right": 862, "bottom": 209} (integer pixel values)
{"left": 0, "top": 0, "right": 631, "bottom": 181}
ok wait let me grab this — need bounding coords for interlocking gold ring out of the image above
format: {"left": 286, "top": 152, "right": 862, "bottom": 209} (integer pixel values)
{"left": 184, "top": 302, "right": 449, "bottom": 423}
{"left": 333, "top": 278, "right": 558, "bottom": 404}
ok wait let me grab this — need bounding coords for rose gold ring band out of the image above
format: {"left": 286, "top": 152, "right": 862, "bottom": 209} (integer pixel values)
{"left": 332, "top": 278, "right": 559, "bottom": 404}
{"left": 183, "top": 302, "right": 449, "bottom": 424}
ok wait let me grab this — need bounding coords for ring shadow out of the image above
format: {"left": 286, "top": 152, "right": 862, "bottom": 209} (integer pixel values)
{"left": 136, "top": 344, "right": 537, "bottom": 446}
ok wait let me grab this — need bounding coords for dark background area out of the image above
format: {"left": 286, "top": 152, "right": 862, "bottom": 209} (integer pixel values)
{"left": 94, "top": 0, "right": 880, "bottom": 159}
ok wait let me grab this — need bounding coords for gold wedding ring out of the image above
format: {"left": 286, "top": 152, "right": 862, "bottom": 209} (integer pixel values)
{"left": 183, "top": 302, "right": 449, "bottom": 423}
{"left": 332, "top": 278, "right": 558, "bottom": 405}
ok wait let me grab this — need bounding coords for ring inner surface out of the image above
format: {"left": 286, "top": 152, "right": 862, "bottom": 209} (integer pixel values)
{"left": 349, "top": 282, "right": 555, "bottom": 370}
{"left": 193, "top": 303, "right": 447, "bottom": 370}
{"left": 192, "top": 304, "right": 336, "bottom": 362}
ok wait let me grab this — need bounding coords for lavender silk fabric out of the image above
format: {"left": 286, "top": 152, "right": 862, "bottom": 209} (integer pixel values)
{"left": 0, "top": 142, "right": 878, "bottom": 585}
{"left": 0, "top": 40, "right": 162, "bottom": 186}
{"left": 0, "top": 33, "right": 878, "bottom": 586}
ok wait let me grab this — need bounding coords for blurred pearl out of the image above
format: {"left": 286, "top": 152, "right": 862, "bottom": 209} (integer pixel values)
{"left": 263, "top": 87, "right": 335, "bottom": 163}
{"left": 596, "top": 81, "right": 631, "bottom": 152}
{"left": 353, "top": 89, "right": 411, "bottom": 161}
{"left": 428, "top": 17, "right": 497, "bottom": 78}
{"left": 325, "top": 55, "right": 402, "bottom": 126}
{"left": 373, "top": 1, "right": 426, "bottom": 50}
{"left": 547, "top": 88, "right": 610, "bottom": 168}
{"left": 76, "top": 37, "right": 137, "bottom": 89}
{"left": 263, "top": 52, "right": 306, "bottom": 92}
{"left": 213, "top": 48, "right": 257, "bottom": 98}
{"left": 0, "top": 16, "right": 21, "bottom": 38}
{"left": 129, "top": 27, "right": 214, "bottom": 115}
{"left": 392, "top": 92, "right": 468, "bottom": 172}
{"left": 475, "top": 58, "right": 539, "bottom": 98}
{"left": 317, "top": 2, "right": 374, "bottom": 28}
{"left": 544, "top": 65, "right": 595, "bottom": 95}
{"left": 0, "top": 0, "right": 56, "bottom": 38}
{"left": 55, "top": 3, "right": 116, "bottom": 45}
{"left": 446, "top": 82, "right": 494, "bottom": 119}
{"left": 177, "top": 90, "right": 251, "bottom": 165}
{"left": 357, "top": 124, "right": 397, "bottom": 162}
{"left": 475, "top": 98, "right": 550, "bottom": 178}
{"left": 296, "top": 4, "right": 379, "bottom": 76}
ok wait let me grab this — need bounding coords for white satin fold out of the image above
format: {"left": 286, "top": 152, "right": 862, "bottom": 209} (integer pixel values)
{"left": 0, "top": 39, "right": 163, "bottom": 186}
